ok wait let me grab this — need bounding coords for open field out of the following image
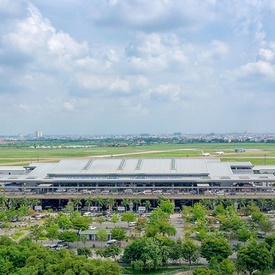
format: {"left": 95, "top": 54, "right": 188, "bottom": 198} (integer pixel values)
{"left": 0, "top": 143, "right": 275, "bottom": 166}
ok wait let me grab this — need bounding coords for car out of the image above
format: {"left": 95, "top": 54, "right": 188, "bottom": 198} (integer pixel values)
{"left": 153, "top": 190, "right": 162, "bottom": 195}
{"left": 81, "top": 189, "right": 92, "bottom": 195}
{"left": 88, "top": 226, "right": 97, "bottom": 230}
{"left": 56, "top": 188, "right": 66, "bottom": 193}
{"left": 56, "top": 243, "right": 68, "bottom": 250}
{"left": 83, "top": 212, "right": 93, "bottom": 217}
{"left": 257, "top": 231, "right": 266, "bottom": 238}
{"left": 101, "top": 190, "right": 110, "bottom": 195}
{"left": 68, "top": 188, "right": 77, "bottom": 193}
{"left": 105, "top": 239, "right": 117, "bottom": 246}
{"left": 142, "top": 190, "right": 152, "bottom": 195}
{"left": 48, "top": 244, "right": 58, "bottom": 250}
{"left": 124, "top": 189, "right": 133, "bottom": 194}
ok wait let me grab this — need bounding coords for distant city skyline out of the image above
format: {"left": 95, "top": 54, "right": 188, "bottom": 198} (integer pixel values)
{"left": 1, "top": 1, "right": 275, "bottom": 135}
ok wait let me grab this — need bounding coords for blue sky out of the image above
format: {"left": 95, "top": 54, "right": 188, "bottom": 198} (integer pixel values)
{"left": 0, "top": 0, "right": 275, "bottom": 135}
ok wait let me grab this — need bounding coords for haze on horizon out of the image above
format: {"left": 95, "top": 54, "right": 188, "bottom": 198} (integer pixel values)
{"left": 0, "top": 0, "right": 275, "bottom": 136}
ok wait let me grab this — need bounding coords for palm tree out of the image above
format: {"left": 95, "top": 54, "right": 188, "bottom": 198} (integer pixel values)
{"left": 0, "top": 195, "right": 8, "bottom": 209}
{"left": 269, "top": 199, "right": 275, "bottom": 211}
{"left": 121, "top": 199, "right": 131, "bottom": 211}
{"left": 85, "top": 197, "right": 94, "bottom": 211}
{"left": 72, "top": 198, "right": 82, "bottom": 211}
{"left": 95, "top": 196, "right": 104, "bottom": 212}
{"left": 143, "top": 200, "right": 151, "bottom": 213}
{"left": 133, "top": 198, "right": 141, "bottom": 212}
{"left": 200, "top": 199, "right": 214, "bottom": 210}
{"left": 256, "top": 198, "right": 267, "bottom": 212}
{"left": 29, "top": 198, "right": 41, "bottom": 210}
{"left": 105, "top": 197, "right": 115, "bottom": 212}
{"left": 237, "top": 198, "right": 246, "bottom": 208}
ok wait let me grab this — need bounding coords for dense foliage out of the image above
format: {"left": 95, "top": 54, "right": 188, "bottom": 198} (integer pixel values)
{"left": 0, "top": 236, "right": 121, "bottom": 275}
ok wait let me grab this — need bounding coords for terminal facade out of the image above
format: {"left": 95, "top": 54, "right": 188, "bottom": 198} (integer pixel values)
{"left": 0, "top": 157, "right": 274, "bottom": 189}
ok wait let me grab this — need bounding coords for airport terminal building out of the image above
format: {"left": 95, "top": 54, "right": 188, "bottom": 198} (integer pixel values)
{"left": 0, "top": 158, "right": 274, "bottom": 190}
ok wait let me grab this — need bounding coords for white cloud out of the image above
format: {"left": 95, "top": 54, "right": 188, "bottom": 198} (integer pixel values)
{"left": 0, "top": 0, "right": 275, "bottom": 135}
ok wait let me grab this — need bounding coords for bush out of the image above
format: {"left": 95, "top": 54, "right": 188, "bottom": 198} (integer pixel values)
{"left": 77, "top": 247, "right": 92, "bottom": 258}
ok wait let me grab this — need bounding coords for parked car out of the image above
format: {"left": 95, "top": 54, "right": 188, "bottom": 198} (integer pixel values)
{"left": 257, "top": 231, "right": 266, "bottom": 238}
{"left": 56, "top": 188, "right": 66, "bottom": 193}
{"left": 124, "top": 189, "right": 133, "bottom": 194}
{"left": 83, "top": 212, "right": 93, "bottom": 217}
{"left": 105, "top": 239, "right": 117, "bottom": 246}
{"left": 48, "top": 244, "right": 58, "bottom": 250}
{"left": 88, "top": 225, "right": 97, "bottom": 230}
{"left": 56, "top": 243, "right": 68, "bottom": 250}
{"left": 81, "top": 189, "right": 92, "bottom": 195}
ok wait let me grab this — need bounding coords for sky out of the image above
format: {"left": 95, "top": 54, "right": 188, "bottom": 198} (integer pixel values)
{"left": 0, "top": 0, "right": 275, "bottom": 136}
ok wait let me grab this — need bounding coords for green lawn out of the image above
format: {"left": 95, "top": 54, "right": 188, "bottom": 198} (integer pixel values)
{"left": 1, "top": 142, "right": 275, "bottom": 166}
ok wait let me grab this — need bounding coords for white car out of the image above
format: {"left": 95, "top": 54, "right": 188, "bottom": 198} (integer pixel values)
{"left": 83, "top": 212, "right": 92, "bottom": 217}
{"left": 88, "top": 226, "right": 97, "bottom": 230}
{"left": 55, "top": 243, "right": 68, "bottom": 250}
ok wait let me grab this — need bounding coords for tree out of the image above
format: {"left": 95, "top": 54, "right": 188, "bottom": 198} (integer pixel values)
{"left": 135, "top": 216, "right": 147, "bottom": 235}
{"left": 72, "top": 198, "right": 82, "bottom": 211}
{"left": 200, "top": 199, "right": 214, "bottom": 210}
{"left": 191, "top": 268, "right": 218, "bottom": 275}
{"left": 79, "top": 234, "right": 88, "bottom": 247}
{"left": 110, "top": 227, "right": 127, "bottom": 241}
{"left": 133, "top": 198, "right": 141, "bottom": 212}
{"left": 143, "top": 200, "right": 151, "bottom": 213}
{"left": 96, "top": 229, "right": 108, "bottom": 247}
{"left": 201, "top": 236, "right": 232, "bottom": 262}
{"left": 145, "top": 208, "right": 176, "bottom": 237}
{"left": 45, "top": 224, "right": 59, "bottom": 243}
{"left": 95, "top": 196, "right": 104, "bottom": 212}
{"left": 77, "top": 247, "right": 92, "bottom": 258}
{"left": 236, "top": 240, "right": 273, "bottom": 275}
{"left": 237, "top": 227, "right": 252, "bottom": 244}
{"left": 29, "top": 224, "right": 44, "bottom": 243}
{"left": 258, "top": 215, "right": 273, "bottom": 233}
{"left": 256, "top": 198, "right": 268, "bottom": 212}
{"left": 0, "top": 195, "right": 8, "bottom": 209}
{"left": 121, "top": 212, "right": 137, "bottom": 226}
{"left": 94, "top": 216, "right": 105, "bottom": 225}
{"left": 121, "top": 199, "right": 131, "bottom": 211}
{"left": 146, "top": 218, "right": 176, "bottom": 237}
{"left": 159, "top": 199, "right": 175, "bottom": 215}
{"left": 110, "top": 213, "right": 119, "bottom": 227}
{"left": 209, "top": 258, "right": 235, "bottom": 275}
{"left": 57, "top": 213, "right": 72, "bottom": 230}
{"left": 96, "top": 244, "right": 121, "bottom": 259}
{"left": 220, "top": 215, "right": 244, "bottom": 232}
{"left": 71, "top": 216, "right": 89, "bottom": 232}
{"left": 181, "top": 239, "right": 200, "bottom": 267}
{"left": 192, "top": 202, "right": 207, "bottom": 222}
{"left": 123, "top": 237, "right": 165, "bottom": 271}
{"left": 85, "top": 197, "right": 94, "bottom": 211}
{"left": 58, "top": 230, "right": 79, "bottom": 247}
{"left": 105, "top": 197, "right": 115, "bottom": 211}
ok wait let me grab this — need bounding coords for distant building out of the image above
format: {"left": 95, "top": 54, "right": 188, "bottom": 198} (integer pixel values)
{"left": 35, "top": 131, "right": 43, "bottom": 138}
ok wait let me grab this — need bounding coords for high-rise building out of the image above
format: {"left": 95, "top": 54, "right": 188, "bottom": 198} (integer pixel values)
{"left": 35, "top": 131, "right": 43, "bottom": 138}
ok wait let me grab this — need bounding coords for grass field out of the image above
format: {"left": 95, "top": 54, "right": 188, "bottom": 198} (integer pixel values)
{"left": 0, "top": 143, "right": 275, "bottom": 166}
